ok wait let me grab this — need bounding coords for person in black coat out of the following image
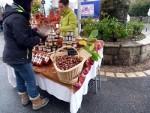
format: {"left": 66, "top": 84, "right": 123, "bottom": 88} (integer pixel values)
{"left": 2, "top": 0, "right": 49, "bottom": 110}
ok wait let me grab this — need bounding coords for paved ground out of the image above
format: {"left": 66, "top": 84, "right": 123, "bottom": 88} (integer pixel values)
{"left": 0, "top": 25, "right": 150, "bottom": 113}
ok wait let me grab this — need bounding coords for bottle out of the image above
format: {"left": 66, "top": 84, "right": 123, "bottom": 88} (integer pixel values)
{"left": 36, "top": 56, "right": 43, "bottom": 67}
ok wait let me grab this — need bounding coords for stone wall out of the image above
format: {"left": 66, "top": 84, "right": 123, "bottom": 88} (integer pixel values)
{"left": 102, "top": 40, "right": 150, "bottom": 65}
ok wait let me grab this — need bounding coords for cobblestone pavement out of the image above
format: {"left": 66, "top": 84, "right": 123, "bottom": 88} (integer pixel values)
{"left": 101, "top": 70, "right": 150, "bottom": 78}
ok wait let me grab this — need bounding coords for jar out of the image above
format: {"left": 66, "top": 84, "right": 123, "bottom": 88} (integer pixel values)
{"left": 62, "top": 41, "right": 67, "bottom": 46}
{"left": 44, "top": 55, "right": 50, "bottom": 64}
{"left": 33, "top": 56, "right": 39, "bottom": 65}
{"left": 32, "top": 54, "right": 36, "bottom": 64}
{"left": 69, "top": 36, "right": 72, "bottom": 41}
{"left": 66, "top": 36, "right": 69, "bottom": 41}
{"left": 72, "top": 42, "right": 77, "bottom": 48}
{"left": 70, "top": 31, "right": 74, "bottom": 36}
{"left": 45, "top": 41, "right": 49, "bottom": 46}
{"left": 57, "top": 35, "right": 60, "bottom": 39}
{"left": 63, "top": 36, "right": 66, "bottom": 41}
{"left": 67, "top": 41, "right": 72, "bottom": 46}
{"left": 38, "top": 46, "right": 43, "bottom": 51}
{"left": 38, "top": 53, "right": 42, "bottom": 57}
{"left": 48, "top": 40, "right": 53, "bottom": 46}
{"left": 52, "top": 46, "right": 56, "bottom": 52}
{"left": 67, "top": 31, "right": 70, "bottom": 35}
{"left": 43, "top": 46, "right": 47, "bottom": 52}
{"left": 55, "top": 35, "right": 59, "bottom": 39}
{"left": 48, "top": 34, "right": 51, "bottom": 38}
{"left": 34, "top": 45, "right": 39, "bottom": 50}
{"left": 56, "top": 24, "right": 60, "bottom": 28}
{"left": 53, "top": 39, "right": 57, "bottom": 46}
{"left": 47, "top": 47, "right": 51, "bottom": 53}
{"left": 72, "top": 36, "right": 76, "bottom": 41}
{"left": 35, "top": 53, "right": 39, "bottom": 57}
{"left": 42, "top": 54, "right": 47, "bottom": 59}
{"left": 37, "top": 56, "right": 43, "bottom": 66}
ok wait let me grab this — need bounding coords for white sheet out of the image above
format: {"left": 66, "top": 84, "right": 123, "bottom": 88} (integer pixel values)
{"left": 7, "top": 48, "right": 103, "bottom": 113}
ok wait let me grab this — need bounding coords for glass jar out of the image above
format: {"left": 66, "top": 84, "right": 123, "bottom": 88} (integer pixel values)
{"left": 72, "top": 36, "right": 76, "bottom": 41}
{"left": 32, "top": 54, "right": 36, "bottom": 64}
{"left": 52, "top": 46, "right": 56, "bottom": 52}
{"left": 70, "top": 31, "right": 74, "bottom": 36}
{"left": 45, "top": 41, "right": 48, "bottom": 46}
{"left": 53, "top": 39, "right": 57, "bottom": 46}
{"left": 67, "top": 41, "right": 72, "bottom": 46}
{"left": 43, "top": 46, "right": 47, "bottom": 52}
{"left": 56, "top": 24, "right": 60, "bottom": 28}
{"left": 34, "top": 45, "right": 39, "bottom": 50}
{"left": 62, "top": 41, "right": 67, "bottom": 46}
{"left": 38, "top": 45, "right": 43, "bottom": 51}
{"left": 48, "top": 34, "right": 51, "bottom": 38}
{"left": 33, "top": 56, "right": 38, "bottom": 64}
{"left": 63, "top": 36, "right": 66, "bottom": 41}
{"left": 72, "top": 42, "right": 77, "bottom": 48}
{"left": 44, "top": 55, "right": 50, "bottom": 64}
{"left": 67, "top": 31, "right": 70, "bottom": 35}
{"left": 48, "top": 40, "right": 53, "bottom": 47}
{"left": 55, "top": 35, "right": 59, "bottom": 39}
{"left": 66, "top": 36, "right": 69, "bottom": 41}
{"left": 69, "top": 36, "right": 72, "bottom": 41}
{"left": 47, "top": 47, "right": 51, "bottom": 53}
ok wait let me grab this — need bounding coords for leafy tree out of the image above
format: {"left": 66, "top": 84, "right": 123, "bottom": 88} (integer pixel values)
{"left": 129, "top": 0, "right": 150, "bottom": 16}
{"left": 31, "top": 1, "right": 41, "bottom": 14}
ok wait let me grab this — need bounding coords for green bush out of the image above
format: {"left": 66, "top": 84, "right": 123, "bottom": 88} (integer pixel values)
{"left": 80, "top": 17, "right": 97, "bottom": 37}
{"left": 127, "top": 20, "right": 144, "bottom": 34}
{"left": 80, "top": 16, "right": 144, "bottom": 41}
{"left": 129, "top": 0, "right": 150, "bottom": 17}
{"left": 97, "top": 17, "right": 129, "bottom": 41}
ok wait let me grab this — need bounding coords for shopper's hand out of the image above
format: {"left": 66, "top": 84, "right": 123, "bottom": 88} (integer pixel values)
{"left": 38, "top": 24, "right": 51, "bottom": 37}
{"left": 56, "top": 29, "right": 61, "bottom": 35}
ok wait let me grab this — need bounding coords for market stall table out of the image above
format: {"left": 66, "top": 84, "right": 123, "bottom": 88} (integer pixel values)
{"left": 7, "top": 44, "right": 103, "bottom": 113}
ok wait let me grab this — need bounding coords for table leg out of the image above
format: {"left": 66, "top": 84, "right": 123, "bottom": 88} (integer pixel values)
{"left": 98, "top": 68, "right": 101, "bottom": 90}
{"left": 95, "top": 74, "right": 97, "bottom": 94}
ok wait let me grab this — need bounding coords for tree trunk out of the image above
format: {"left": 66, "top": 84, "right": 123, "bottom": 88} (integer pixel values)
{"left": 100, "top": 0, "right": 130, "bottom": 24}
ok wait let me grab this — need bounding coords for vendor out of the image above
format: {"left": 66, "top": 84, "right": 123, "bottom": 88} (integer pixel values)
{"left": 56, "top": 0, "right": 77, "bottom": 37}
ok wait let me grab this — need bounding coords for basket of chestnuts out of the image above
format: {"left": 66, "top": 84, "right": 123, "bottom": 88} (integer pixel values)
{"left": 51, "top": 46, "right": 86, "bottom": 84}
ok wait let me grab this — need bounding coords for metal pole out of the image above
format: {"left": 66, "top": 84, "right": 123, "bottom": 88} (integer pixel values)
{"left": 43, "top": 4, "right": 45, "bottom": 16}
{"left": 77, "top": 0, "right": 81, "bottom": 38}
{"left": 41, "top": 0, "right": 46, "bottom": 16}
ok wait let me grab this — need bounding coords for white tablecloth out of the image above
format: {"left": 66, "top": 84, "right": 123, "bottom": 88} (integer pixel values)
{"left": 7, "top": 48, "right": 103, "bottom": 113}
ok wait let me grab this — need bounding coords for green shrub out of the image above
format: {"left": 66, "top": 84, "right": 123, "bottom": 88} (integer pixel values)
{"left": 96, "top": 17, "right": 131, "bottom": 41}
{"left": 80, "top": 16, "right": 144, "bottom": 41}
{"left": 80, "top": 17, "right": 97, "bottom": 37}
{"left": 127, "top": 20, "right": 144, "bottom": 34}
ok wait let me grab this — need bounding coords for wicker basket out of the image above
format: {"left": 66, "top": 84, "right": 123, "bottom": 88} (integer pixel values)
{"left": 50, "top": 46, "right": 86, "bottom": 84}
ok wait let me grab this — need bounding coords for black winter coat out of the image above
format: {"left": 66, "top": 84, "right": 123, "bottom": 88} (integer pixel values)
{"left": 2, "top": 4, "right": 46, "bottom": 65}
